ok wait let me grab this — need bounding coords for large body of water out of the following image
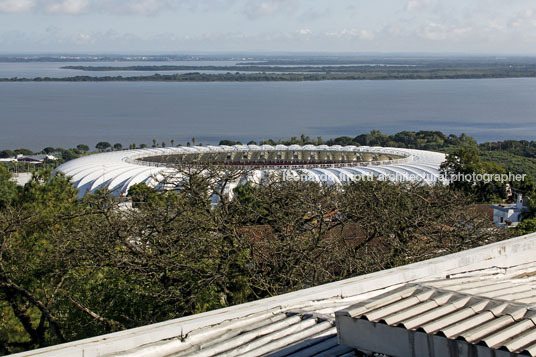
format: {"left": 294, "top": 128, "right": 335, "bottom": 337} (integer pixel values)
{"left": 1, "top": 71, "right": 535, "bottom": 151}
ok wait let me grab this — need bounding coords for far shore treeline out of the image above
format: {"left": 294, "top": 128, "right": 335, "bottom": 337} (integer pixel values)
{"left": 3, "top": 61, "right": 536, "bottom": 81}
{"left": 3, "top": 70, "right": 536, "bottom": 82}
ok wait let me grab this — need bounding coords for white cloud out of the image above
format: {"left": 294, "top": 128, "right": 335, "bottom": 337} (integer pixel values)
{"left": 452, "top": 27, "right": 472, "bottom": 36}
{"left": 74, "top": 32, "right": 93, "bottom": 43}
{"left": 243, "top": 0, "right": 298, "bottom": 19}
{"left": 0, "top": 0, "right": 237, "bottom": 15}
{"left": 0, "top": 0, "right": 34, "bottom": 13}
{"left": 326, "top": 28, "right": 375, "bottom": 40}
{"left": 509, "top": 8, "right": 536, "bottom": 28}
{"left": 420, "top": 21, "right": 447, "bottom": 40}
{"left": 0, "top": 0, "right": 180, "bottom": 15}
{"left": 2, "top": 0, "right": 536, "bottom": 53}
{"left": 418, "top": 21, "right": 474, "bottom": 41}
{"left": 45, "top": 0, "right": 89, "bottom": 14}
{"left": 358, "top": 29, "right": 374, "bottom": 40}
{"left": 127, "top": 0, "right": 168, "bottom": 15}
{"left": 109, "top": 0, "right": 177, "bottom": 16}
{"left": 406, "top": 0, "right": 437, "bottom": 11}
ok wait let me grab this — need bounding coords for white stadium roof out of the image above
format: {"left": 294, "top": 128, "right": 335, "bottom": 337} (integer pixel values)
{"left": 56, "top": 145, "right": 446, "bottom": 197}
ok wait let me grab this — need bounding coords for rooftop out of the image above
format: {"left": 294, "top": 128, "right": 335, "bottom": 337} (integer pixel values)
{"left": 338, "top": 262, "right": 536, "bottom": 356}
{"left": 16, "top": 232, "right": 536, "bottom": 357}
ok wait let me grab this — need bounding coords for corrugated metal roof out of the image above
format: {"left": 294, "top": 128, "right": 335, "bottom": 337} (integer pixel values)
{"left": 109, "top": 302, "right": 361, "bottom": 357}
{"left": 337, "top": 262, "right": 536, "bottom": 355}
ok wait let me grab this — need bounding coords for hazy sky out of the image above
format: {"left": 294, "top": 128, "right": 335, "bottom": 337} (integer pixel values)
{"left": 1, "top": 0, "right": 535, "bottom": 54}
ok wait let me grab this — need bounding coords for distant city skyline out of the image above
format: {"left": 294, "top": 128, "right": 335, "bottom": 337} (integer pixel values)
{"left": 1, "top": 0, "right": 536, "bottom": 54}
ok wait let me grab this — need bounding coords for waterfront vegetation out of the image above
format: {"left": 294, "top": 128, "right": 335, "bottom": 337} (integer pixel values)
{"left": 60, "top": 63, "right": 536, "bottom": 79}
{"left": 3, "top": 70, "right": 536, "bottom": 82}
{"left": 3, "top": 60, "right": 536, "bottom": 82}
{"left": 0, "top": 165, "right": 514, "bottom": 353}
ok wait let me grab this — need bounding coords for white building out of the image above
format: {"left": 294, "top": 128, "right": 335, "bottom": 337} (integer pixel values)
{"left": 17, "top": 154, "right": 58, "bottom": 163}
{"left": 492, "top": 194, "right": 527, "bottom": 227}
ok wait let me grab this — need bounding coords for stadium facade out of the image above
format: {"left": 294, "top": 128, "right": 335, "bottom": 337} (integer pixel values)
{"left": 56, "top": 145, "right": 446, "bottom": 197}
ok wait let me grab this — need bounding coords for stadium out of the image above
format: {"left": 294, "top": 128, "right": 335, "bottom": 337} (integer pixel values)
{"left": 56, "top": 145, "right": 446, "bottom": 198}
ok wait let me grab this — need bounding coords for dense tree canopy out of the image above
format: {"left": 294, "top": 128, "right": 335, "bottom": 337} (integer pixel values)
{"left": 0, "top": 166, "right": 18, "bottom": 208}
{"left": 2, "top": 130, "right": 535, "bottom": 353}
{"left": 439, "top": 146, "right": 529, "bottom": 202}
{"left": 515, "top": 218, "right": 536, "bottom": 236}
{"left": 0, "top": 167, "right": 512, "bottom": 354}
{"left": 13, "top": 149, "right": 33, "bottom": 156}
{"left": 0, "top": 150, "right": 15, "bottom": 159}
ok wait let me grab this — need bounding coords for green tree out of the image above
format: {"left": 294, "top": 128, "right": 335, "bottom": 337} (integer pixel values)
{"left": 76, "top": 144, "right": 90, "bottom": 153}
{"left": 0, "top": 166, "right": 18, "bottom": 208}
{"left": 219, "top": 140, "right": 240, "bottom": 146}
{"left": 440, "top": 146, "right": 507, "bottom": 202}
{"left": 459, "top": 133, "right": 478, "bottom": 146}
{"left": 14, "top": 149, "right": 33, "bottom": 156}
{"left": 329, "top": 136, "right": 354, "bottom": 146}
{"left": 113, "top": 143, "right": 123, "bottom": 151}
{"left": 0, "top": 170, "right": 82, "bottom": 352}
{"left": 473, "top": 161, "right": 507, "bottom": 202}
{"left": 61, "top": 149, "right": 79, "bottom": 161}
{"left": 514, "top": 217, "right": 536, "bottom": 235}
{"left": 0, "top": 150, "right": 15, "bottom": 158}
{"left": 127, "top": 183, "right": 159, "bottom": 205}
{"left": 95, "top": 142, "right": 111, "bottom": 152}
{"left": 440, "top": 146, "right": 482, "bottom": 193}
{"left": 521, "top": 197, "right": 536, "bottom": 221}
{"left": 512, "top": 174, "right": 536, "bottom": 197}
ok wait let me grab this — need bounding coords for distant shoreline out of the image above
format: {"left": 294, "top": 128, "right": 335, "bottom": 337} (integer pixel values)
{"left": 2, "top": 71, "right": 536, "bottom": 82}
{"left": 59, "top": 65, "right": 420, "bottom": 72}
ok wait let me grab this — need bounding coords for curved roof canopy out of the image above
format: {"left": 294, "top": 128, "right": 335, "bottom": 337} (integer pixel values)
{"left": 56, "top": 145, "right": 446, "bottom": 197}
